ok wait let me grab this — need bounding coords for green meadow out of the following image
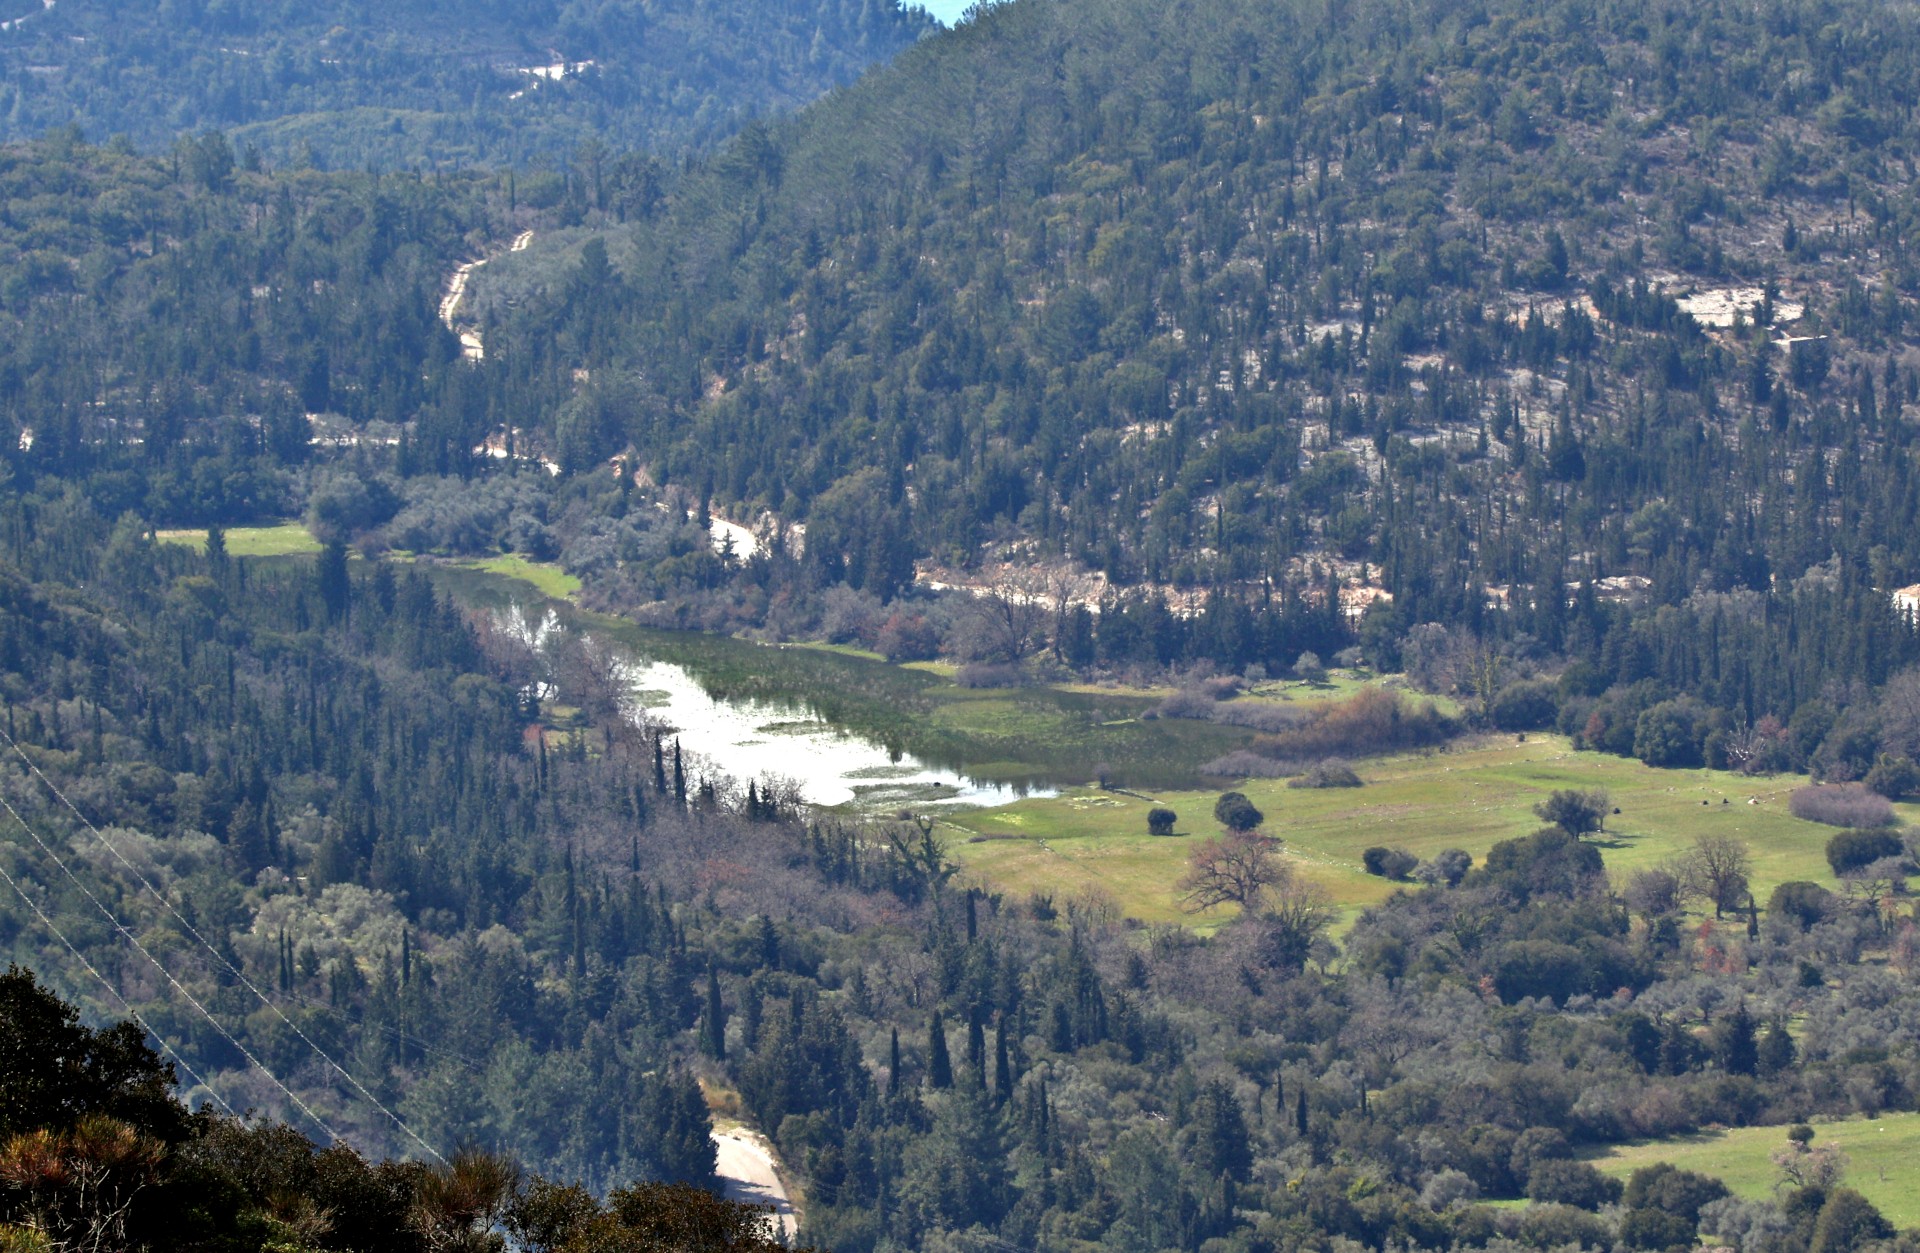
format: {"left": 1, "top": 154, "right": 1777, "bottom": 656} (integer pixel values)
{"left": 137, "top": 527, "right": 1911, "bottom": 931}
{"left": 946, "top": 735, "right": 1910, "bottom": 927}
{"left": 156, "top": 522, "right": 321, "bottom": 557}
{"left": 464, "top": 554, "right": 582, "bottom": 600}
{"left": 1586, "top": 1114, "right": 1920, "bottom": 1229}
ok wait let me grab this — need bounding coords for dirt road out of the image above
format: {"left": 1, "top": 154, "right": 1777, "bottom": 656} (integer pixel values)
{"left": 711, "top": 1126, "right": 798, "bottom": 1241}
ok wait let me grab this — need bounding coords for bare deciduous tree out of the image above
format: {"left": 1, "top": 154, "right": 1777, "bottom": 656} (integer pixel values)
{"left": 1044, "top": 565, "right": 1094, "bottom": 662}
{"left": 971, "top": 567, "right": 1050, "bottom": 663}
{"left": 1881, "top": 667, "right": 1920, "bottom": 761}
{"left": 1179, "top": 830, "right": 1287, "bottom": 913}
{"left": 1682, "top": 833, "right": 1753, "bottom": 919}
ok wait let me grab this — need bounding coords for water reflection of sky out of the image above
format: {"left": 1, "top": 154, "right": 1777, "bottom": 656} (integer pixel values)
{"left": 619, "top": 658, "right": 1050, "bottom": 810}
{"left": 497, "top": 602, "right": 1049, "bottom": 809}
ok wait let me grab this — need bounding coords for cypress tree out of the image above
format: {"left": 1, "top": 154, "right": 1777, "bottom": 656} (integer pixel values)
{"left": 702, "top": 964, "right": 727, "bottom": 1059}
{"left": 757, "top": 915, "right": 780, "bottom": 971}
{"left": 888, "top": 1027, "right": 902, "bottom": 1097}
{"left": 967, "top": 1011, "right": 986, "bottom": 1086}
{"left": 1295, "top": 1088, "right": 1308, "bottom": 1138}
{"left": 993, "top": 1022, "right": 1011, "bottom": 1103}
{"left": 928, "top": 1010, "right": 953, "bottom": 1089}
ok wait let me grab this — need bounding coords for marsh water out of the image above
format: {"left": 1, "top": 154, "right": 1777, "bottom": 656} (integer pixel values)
{"left": 431, "top": 566, "right": 1253, "bottom": 809}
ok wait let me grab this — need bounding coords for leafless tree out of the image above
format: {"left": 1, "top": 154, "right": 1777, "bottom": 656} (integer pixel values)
{"left": 1772, "top": 1141, "right": 1848, "bottom": 1192}
{"left": 971, "top": 567, "right": 1050, "bottom": 663}
{"left": 1044, "top": 565, "right": 1094, "bottom": 662}
{"left": 1682, "top": 833, "right": 1753, "bottom": 918}
{"left": 1179, "top": 830, "right": 1288, "bottom": 913}
{"left": 1881, "top": 667, "right": 1920, "bottom": 760}
{"left": 1622, "top": 866, "right": 1682, "bottom": 924}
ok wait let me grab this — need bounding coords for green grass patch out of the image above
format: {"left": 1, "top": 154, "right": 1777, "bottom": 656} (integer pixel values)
{"left": 1586, "top": 1114, "right": 1920, "bottom": 1228}
{"left": 463, "top": 555, "right": 581, "bottom": 600}
{"left": 156, "top": 522, "right": 320, "bottom": 557}
{"left": 949, "top": 735, "right": 1859, "bottom": 927}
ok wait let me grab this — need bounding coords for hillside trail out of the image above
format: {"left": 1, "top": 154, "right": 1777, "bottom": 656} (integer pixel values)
{"left": 711, "top": 1125, "right": 799, "bottom": 1241}
{"left": 439, "top": 230, "right": 533, "bottom": 361}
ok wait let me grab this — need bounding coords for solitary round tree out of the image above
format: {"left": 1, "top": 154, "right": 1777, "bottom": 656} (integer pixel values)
{"left": 1214, "top": 791, "right": 1265, "bottom": 832}
{"left": 1533, "top": 789, "right": 1610, "bottom": 839}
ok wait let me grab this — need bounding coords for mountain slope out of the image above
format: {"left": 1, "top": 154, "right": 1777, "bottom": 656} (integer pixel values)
{"left": 481, "top": 0, "right": 1920, "bottom": 654}
{"left": 0, "top": 0, "right": 936, "bottom": 165}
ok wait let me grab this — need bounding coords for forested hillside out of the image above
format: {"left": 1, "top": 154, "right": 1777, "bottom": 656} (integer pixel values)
{"left": 0, "top": 967, "right": 797, "bottom": 1253}
{"left": 424, "top": 0, "right": 1920, "bottom": 775}
{"left": 3, "top": 496, "right": 1920, "bottom": 1253}
{"left": 10, "top": 0, "right": 1920, "bottom": 1248}
{"left": 0, "top": 0, "right": 934, "bottom": 166}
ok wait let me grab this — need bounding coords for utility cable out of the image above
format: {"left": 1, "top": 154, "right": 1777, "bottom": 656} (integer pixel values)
{"left": 0, "top": 844, "right": 237, "bottom": 1116}
{"left": 0, "top": 785, "right": 337, "bottom": 1141}
{"left": 0, "top": 733, "right": 446, "bottom": 1163}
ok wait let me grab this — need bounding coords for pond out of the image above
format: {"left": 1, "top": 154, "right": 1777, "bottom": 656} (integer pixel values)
{"left": 430, "top": 565, "right": 1256, "bottom": 809}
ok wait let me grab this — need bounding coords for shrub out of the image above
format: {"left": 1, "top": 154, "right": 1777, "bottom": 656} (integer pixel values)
{"left": 1151, "top": 688, "right": 1220, "bottom": 720}
{"left": 1619, "top": 1207, "right": 1698, "bottom": 1251}
{"left": 1624, "top": 1163, "right": 1729, "bottom": 1224}
{"left": 1769, "top": 881, "right": 1833, "bottom": 929}
{"left": 1213, "top": 792, "right": 1264, "bottom": 832}
{"left": 1517, "top": 1204, "right": 1612, "bottom": 1250}
{"left": 1864, "top": 754, "right": 1920, "bottom": 800}
{"left": 1362, "top": 847, "right": 1418, "bottom": 880}
{"left": 1419, "top": 1169, "right": 1478, "bottom": 1211}
{"left": 1254, "top": 688, "right": 1457, "bottom": 760}
{"left": 1810, "top": 1189, "right": 1894, "bottom": 1252}
{"left": 1199, "top": 750, "right": 1297, "bottom": 778}
{"left": 1479, "top": 828, "right": 1606, "bottom": 901}
{"left": 1634, "top": 698, "right": 1709, "bottom": 767}
{"left": 1147, "top": 808, "right": 1178, "bottom": 836}
{"left": 1526, "top": 1160, "right": 1623, "bottom": 1210}
{"left": 1490, "top": 679, "right": 1559, "bottom": 731}
{"left": 1288, "top": 760, "right": 1363, "bottom": 789}
{"left": 1489, "top": 939, "right": 1588, "bottom": 1004}
{"left": 1209, "top": 702, "right": 1311, "bottom": 733}
{"left": 954, "top": 662, "right": 1024, "bottom": 689}
{"left": 875, "top": 612, "right": 940, "bottom": 662}
{"left": 1825, "top": 828, "right": 1906, "bottom": 877}
{"left": 1414, "top": 848, "right": 1472, "bottom": 887}
{"left": 1790, "top": 784, "right": 1898, "bottom": 828}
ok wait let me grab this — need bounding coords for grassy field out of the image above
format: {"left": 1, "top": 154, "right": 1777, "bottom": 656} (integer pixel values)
{"left": 946, "top": 735, "right": 1912, "bottom": 926}
{"left": 465, "top": 554, "right": 581, "bottom": 600}
{"left": 154, "top": 523, "right": 584, "bottom": 600}
{"left": 1586, "top": 1114, "right": 1920, "bottom": 1228}
{"left": 155, "top": 522, "right": 321, "bottom": 557}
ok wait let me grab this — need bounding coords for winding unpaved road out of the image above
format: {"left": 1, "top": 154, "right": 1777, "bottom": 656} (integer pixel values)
{"left": 439, "top": 230, "right": 533, "bottom": 361}
{"left": 712, "top": 1127, "right": 798, "bottom": 1241}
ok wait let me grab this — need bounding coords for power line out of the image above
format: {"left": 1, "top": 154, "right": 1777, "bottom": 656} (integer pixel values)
{"left": 0, "top": 732, "right": 446, "bottom": 1163}
{"left": 276, "top": 984, "right": 491, "bottom": 1073}
{"left": 0, "top": 783, "right": 339, "bottom": 1142}
{"left": 0, "top": 845, "right": 237, "bottom": 1117}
